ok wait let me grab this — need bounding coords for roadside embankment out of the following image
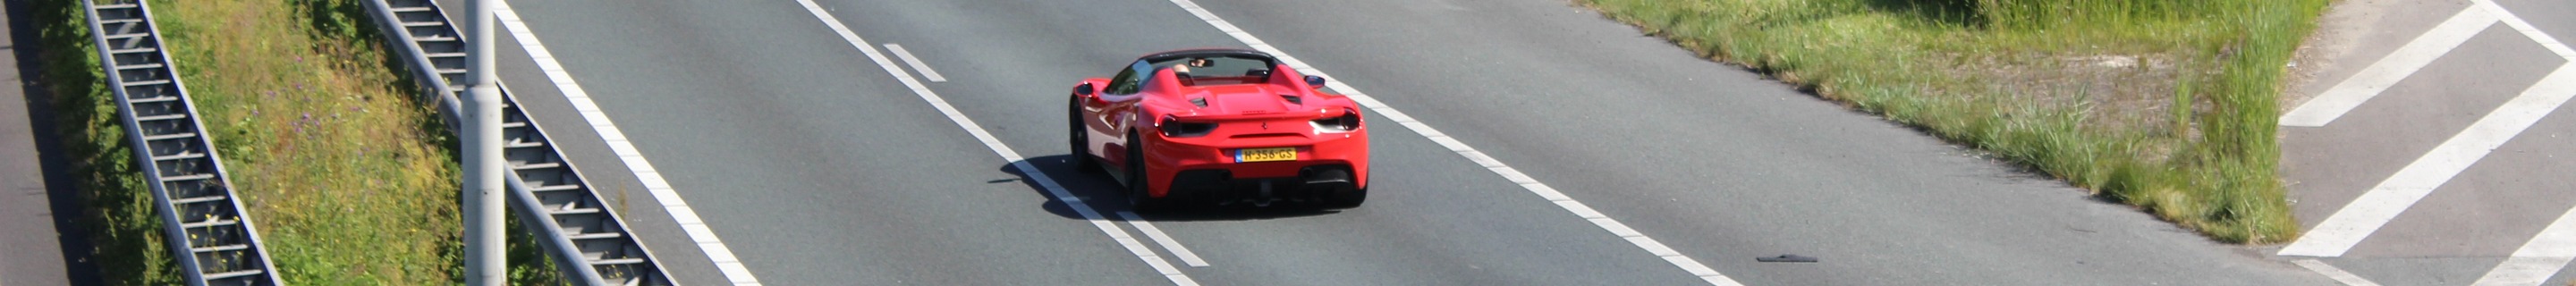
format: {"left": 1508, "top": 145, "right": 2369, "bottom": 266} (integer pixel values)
{"left": 29, "top": 0, "right": 557, "bottom": 283}
{"left": 1577, "top": 0, "right": 2326, "bottom": 243}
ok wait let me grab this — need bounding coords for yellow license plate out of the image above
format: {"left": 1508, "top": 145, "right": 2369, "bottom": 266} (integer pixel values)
{"left": 1235, "top": 147, "right": 1297, "bottom": 163}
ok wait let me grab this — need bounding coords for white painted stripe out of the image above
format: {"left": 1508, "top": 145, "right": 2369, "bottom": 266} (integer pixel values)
{"left": 493, "top": 2, "right": 765, "bottom": 285}
{"left": 2281, "top": 63, "right": 2576, "bottom": 257}
{"left": 2472, "top": 203, "right": 2576, "bottom": 286}
{"left": 2294, "top": 259, "right": 2384, "bottom": 286}
{"left": 2476, "top": 0, "right": 2576, "bottom": 59}
{"left": 2473, "top": 256, "right": 2572, "bottom": 286}
{"left": 1118, "top": 211, "right": 1210, "bottom": 267}
{"left": 2280, "top": 4, "right": 2499, "bottom": 127}
{"left": 789, "top": 1, "right": 1200, "bottom": 285}
{"left": 1154, "top": 0, "right": 1743, "bottom": 284}
{"left": 883, "top": 44, "right": 947, "bottom": 82}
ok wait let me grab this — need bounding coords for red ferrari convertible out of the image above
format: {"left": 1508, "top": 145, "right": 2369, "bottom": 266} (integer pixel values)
{"left": 1067, "top": 48, "right": 1370, "bottom": 211}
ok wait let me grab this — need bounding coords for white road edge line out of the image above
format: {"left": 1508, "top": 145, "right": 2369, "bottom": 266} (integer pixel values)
{"left": 789, "top": 1, "right": 1202, "bottom": 285}
{"left": 2281, "top": 63, "right": 2576, "bottom": 257}
{"left": 2473, "top": 202, "right": 2576, "bottom": 286}
{"left": 1118, "top": 211, "right": 1210, "bottom": 267}
{"left": 492, "top": 2, "right": 765, "bottom": 285}
{"left": 2279, "top": 3, "right": 2498, "bottom": 127}
{"left": 884, "top": 44, "right": 947, "bottom": 82}
{"left": 1154, "top": 0, "right": 1744, "bottom": 285}
{"left": 2295, "top": 259, "right": 2384, "bottom": 286}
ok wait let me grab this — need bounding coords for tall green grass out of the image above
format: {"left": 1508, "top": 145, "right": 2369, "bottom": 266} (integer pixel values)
{"left": 1578, "top": 0, "right": 2326, "bottom": 243}
{"left": 30, "top": 0, "right": 561, "bottom": 283}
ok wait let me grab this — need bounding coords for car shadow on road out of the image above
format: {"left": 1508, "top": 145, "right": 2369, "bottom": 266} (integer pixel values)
{"left": 1001, "top": 155, "right": 1337, "bottom": 222}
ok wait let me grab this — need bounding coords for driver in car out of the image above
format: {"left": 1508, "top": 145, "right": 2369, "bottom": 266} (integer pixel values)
{"left": 1174, "top": 57, "right": 1215, "bottom": 76}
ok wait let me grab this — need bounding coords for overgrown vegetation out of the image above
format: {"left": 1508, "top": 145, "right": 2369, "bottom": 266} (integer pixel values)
{"left": 31, "top": 0, "right": 559, "bottom": 283}
{"left": 1576, "top": 0, "right": 2326, "bottom": 243}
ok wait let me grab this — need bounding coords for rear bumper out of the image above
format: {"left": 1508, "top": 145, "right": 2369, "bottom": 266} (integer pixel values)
{"left": 1139, "top": 130, "right": 1370, "bottom": 204}
{"left": 1165, "top": 164, "right": 1361, "bottom": 206}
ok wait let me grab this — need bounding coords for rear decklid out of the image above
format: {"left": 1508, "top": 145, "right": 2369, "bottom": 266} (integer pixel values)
{"left": 1182, "top": 84, "right": 1317, "bottom": 119}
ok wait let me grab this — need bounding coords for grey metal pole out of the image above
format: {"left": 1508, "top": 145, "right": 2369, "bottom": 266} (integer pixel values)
{"left": 462, "top": 0, "right": 505, "bottom": 284}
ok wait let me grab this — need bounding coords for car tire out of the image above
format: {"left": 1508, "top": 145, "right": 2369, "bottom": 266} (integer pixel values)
{"left": 1126, "top": 131, "right": 1174, "bottom": 212}
{"left": 1069, "top": 97, "right": 1102, "bottom": 173}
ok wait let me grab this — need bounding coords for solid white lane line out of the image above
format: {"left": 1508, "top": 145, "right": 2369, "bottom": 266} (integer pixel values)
{"left": 493, "top": 2, "right": 764, "bottom": 285}
{"left": 788, "top": 1, "right": 1200, "bottom": 285}
{"left": 2476, "top": 0, "right": 2576, "bottom": 59}
{"left": 884, "top": 44, "right": 947, "bottom": 82}
{"left": 2295, "top": 259, "right": 2385, "bottom": 286}
{"left": 2281, "top": 63, "right": 2576, "bottom": 257}
{"left": 2473, "top": 202, "right": 2576, "bottom": 286}
{"left": 1118, "top": 211, "right": 1210, "bottom": 267}
{"left": 2280, "top": 4, "right": 2499, "bottom": 127}
{"left": 1155, "top": 1, "right": 1743, "bottom": 285}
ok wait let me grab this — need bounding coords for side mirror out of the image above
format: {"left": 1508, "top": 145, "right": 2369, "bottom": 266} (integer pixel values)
{"left": 1074, "top": 82, "right": 1097, "bottom": 97}
{"left": 1303, "top": 75, "right": 1326, "bottom": 87}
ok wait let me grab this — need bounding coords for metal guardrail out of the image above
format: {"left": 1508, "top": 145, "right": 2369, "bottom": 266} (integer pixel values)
{"left": 357, "top": 0, "right": 673, "bottom": 284}
{"left": 80, "top": 0, "right": 284, "bottom": 284}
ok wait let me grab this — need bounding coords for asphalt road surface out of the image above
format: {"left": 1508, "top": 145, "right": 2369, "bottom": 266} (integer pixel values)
{"left": 2282, "top": 0, "right": 2576, "bottom": 285}
{"left": 1, "top": 0, "right": 96, "bottom": 283}
{"left": 474, "top": 0, "right": 2336, "bottom": 284}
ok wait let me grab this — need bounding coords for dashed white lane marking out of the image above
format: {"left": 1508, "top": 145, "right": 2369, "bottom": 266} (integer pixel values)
{"left": 2282, "top": 63, "right": 2576, "bottom": 257}
{"left": 2280, "top": 4, "right": 2498, "bottom": 127}
{"left": 883, "top": 44, "right": 947, "bottom": 82}
{"left": 2475, "top": 201, "right": 2576, "bottom": 286}
{"left": 1118, "top": 211, "right": 1210, "bottom": 267}
{"left": 494, "top": 2, "right": 764, "bottom": 285}
{"left": 790, "top": 1, "right": 1200, "bottom": 285}
{"left": 2295, "top": 259, "right": 2385, "bottom": 286}
{"left": 1156, "top": 0, "right": 1743, "bottom": 284}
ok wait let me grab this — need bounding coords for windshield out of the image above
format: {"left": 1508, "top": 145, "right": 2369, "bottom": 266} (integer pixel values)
{"left": 1151, "top": 55, "right": 1273, "bottom": 86}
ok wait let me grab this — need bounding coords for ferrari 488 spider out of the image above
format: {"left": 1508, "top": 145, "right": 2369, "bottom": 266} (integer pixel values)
{"left": 1066, "top": 48, "right": 1370, "bottom": 211}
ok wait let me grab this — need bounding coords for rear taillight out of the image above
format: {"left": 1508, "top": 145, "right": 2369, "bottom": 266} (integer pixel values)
{"left": 1159, "top": 115, "right": 1217, "bottom": 138}
{"left": 1310, "top": 109, "right": 1360, "bottom": 132}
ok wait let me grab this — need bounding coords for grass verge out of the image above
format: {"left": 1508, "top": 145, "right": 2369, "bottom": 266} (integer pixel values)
{"left": 30, "top": 0, "right": 561, "bottom": 283}
{"left": 1574, "top": 0, "right": 2325, "bottom": 243}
